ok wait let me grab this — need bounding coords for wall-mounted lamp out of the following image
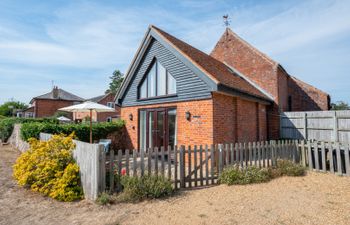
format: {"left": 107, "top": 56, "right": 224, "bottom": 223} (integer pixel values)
{"left": 129, "top": 113, "right": 133, "bottom": 121}
{"left": 185, "top": 111, "right": 191, "bottom": 121}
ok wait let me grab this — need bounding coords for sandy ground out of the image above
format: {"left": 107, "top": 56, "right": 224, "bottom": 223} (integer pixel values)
{"left": 1, "top": 145, "right": 349, "bottom": 225}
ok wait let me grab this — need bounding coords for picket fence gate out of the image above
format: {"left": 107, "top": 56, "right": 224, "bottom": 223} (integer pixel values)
{"left": 104, "top": 140, "right": 301, "bottom": 192}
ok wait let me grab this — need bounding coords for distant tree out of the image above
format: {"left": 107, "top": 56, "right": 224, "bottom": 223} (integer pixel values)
{"left": 105, "top": 70, "right": 124, "bottom": 94}
{"left": 0, "top": 101, "right": 28, "bottom": 117}
{"left": 331, "top": 101, "right": 350, "bottom": 110}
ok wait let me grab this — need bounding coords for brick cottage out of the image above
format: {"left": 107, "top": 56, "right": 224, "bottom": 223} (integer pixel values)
{"left": 115, "top": 25, "right": 330, "bottom": 150}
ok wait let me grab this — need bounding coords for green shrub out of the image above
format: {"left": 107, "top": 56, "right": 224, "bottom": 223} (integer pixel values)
{"left": 218, "top": 166, "right": 271, "bottom": 185}
{"left": 96, "top": 192, "right": 115, "bottom": 205}
{"left": 13, "top": 134, "right": 83, "bottom": 201}
{"left": 20, "top": 120, "right": 125, "bottom": 142}
{"left": 119, "top": 175, "right": 174, "bottom": 202}
{"left": 276, "top": 160, "right": 306, "bottom": 176}
{"left": 0, "top": 117, "right": 58, "bottom": 142}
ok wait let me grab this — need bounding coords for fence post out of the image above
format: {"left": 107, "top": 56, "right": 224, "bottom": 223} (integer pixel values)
{"left": 333, "top": 111, "right": 339, "bottom": 142}
{"left": 307, "top": 141, "right": 313, "bottom": 170}
{"left": 218, "top": 144, "right": 223, "bottom": 174}
{"left": 179, "top": 146, "right": 185, "bottom": 188}
{"left": 303, "top": 112, "right": 308, "bottom": 140}
{"left": 99, "top": 144, "right": 106, "bottom": 196}
{"left": 109, "top": 149, "right": 114, "bottom": 193}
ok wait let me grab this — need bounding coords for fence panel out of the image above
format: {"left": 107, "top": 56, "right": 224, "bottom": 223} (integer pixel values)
{"left": 281, "top": 110, "right": 350, "bottom": 143}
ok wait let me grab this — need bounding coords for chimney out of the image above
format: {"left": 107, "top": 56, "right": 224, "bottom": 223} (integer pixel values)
{"left": 53, "top": 86, "right": 59, "bottom": 99}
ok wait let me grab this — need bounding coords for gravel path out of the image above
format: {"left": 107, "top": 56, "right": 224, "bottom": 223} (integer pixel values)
{"left": 1, "top": 145, "right": 349, "bottom": 225}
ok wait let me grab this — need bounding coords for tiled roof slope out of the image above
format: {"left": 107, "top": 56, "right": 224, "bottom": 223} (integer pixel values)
{"left": 31, "top": 88, "right": 84, "bottom": 103}
{"left": 152, "top": 26, "right": 270, "bottom": 101}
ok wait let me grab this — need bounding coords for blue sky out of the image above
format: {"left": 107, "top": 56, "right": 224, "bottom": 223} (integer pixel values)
{"left": 0, "top": 0, "right": 349, "bottom": 104}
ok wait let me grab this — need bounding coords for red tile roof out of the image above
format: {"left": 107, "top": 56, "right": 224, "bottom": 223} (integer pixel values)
{"left": 152, "top": 26, "right": 270, "bottom": 101}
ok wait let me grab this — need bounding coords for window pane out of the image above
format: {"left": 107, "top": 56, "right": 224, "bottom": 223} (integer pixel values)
{"left": 148, "top": 112, "right": 154, "bottom": 148}
{"left": 147, "top": 64, "right": 156, "bottom": 97}
{"left": 139, "top": 111, "right": 147, "bottom": 150}
{"left": 167, "top": 72, "right": 176, "bottom": 94}
{"left": 140, "top": 80, "right": 147, "bottom": 98}
{"left": 168, "top": 109, "right": 177, "bottom": 147}
{"left": 157, "top": 62, "right": 166, "bottom": 96}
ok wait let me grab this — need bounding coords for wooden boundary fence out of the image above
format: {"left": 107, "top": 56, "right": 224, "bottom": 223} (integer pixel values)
{"left": 281, "top": 110, "right": 350, "bottom": 143}
{"left": 105, "top": 140, "right": 302, "bottom": 193}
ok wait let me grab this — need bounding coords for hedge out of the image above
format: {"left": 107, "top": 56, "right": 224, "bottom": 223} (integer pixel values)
{"left": 0, "top": 117, "right": 58, "bottom": 142}
{"left": 20, "top": 120, "right": 125, "bottom": 143}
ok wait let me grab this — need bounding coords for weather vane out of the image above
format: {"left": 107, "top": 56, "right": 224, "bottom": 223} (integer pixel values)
{"left": 223, "top": 14, "right": 231, "bottom": 27}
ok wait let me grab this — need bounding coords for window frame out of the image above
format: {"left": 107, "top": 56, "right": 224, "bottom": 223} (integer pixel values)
{"left": 138, "top": 58, "right": 177, "bottom": 100}
{"left": 107, "top": 102, "right": 115, "bottom": 108}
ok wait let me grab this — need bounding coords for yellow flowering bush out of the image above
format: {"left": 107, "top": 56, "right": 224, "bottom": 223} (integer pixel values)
{"left": 13, "top": 133, "right": 83, "bottom": 201}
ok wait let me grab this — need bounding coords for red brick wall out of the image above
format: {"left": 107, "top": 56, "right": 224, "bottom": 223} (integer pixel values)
{"left": 34, "top": 99, "right": 75, "bottom": 118}
{"left": 212, "top": 93, "right": 237, "bottom": 144}
{"left": 121, "top": 99, "right": 214, "bottom": 150}
{"left": 288, "top": 77, "right": 330, "bottom": 111}
{"left": 210, "top": 29, "right": 279, "bottom": 99}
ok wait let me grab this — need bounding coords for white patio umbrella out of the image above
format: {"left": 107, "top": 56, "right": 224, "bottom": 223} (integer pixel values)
{"left": 57, "top": 116, "right": 71, "bottom": 122}
{"left": 59, "top": 101, "right": 115, "bottom": 143}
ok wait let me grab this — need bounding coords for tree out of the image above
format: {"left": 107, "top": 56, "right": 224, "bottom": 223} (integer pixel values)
{"left": 105, "top": 70, "right": 124, "bottom": 94}
{"left": 331, "top": 101, "right": 350, "bottom": 110}
{"left": 0, "top": 101, "right": 28, "bottom": 117}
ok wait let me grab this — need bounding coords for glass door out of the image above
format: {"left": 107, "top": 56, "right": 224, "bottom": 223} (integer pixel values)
{"left": 139, "top": 108, "right": 176, "bottom": 150}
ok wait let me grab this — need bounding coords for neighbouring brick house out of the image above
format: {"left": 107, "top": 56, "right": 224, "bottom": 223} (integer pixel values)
{"left": 74, "top": 92, "right": 120, "bottom": 122}
{"left": 28, "top": 86, "right": 84, "bottom": 118}
{"left": 115, "top": 25, "right": 330, "bottom": 150}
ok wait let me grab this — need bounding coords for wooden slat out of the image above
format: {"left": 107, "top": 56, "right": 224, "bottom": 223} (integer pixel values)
{"left": 239, "top": 143, "right": 243, "bottom": 168}
{"left": 301, "top": 140, "right": 306, "bottom": 167}
{"left": 248, "top": 142, "right": 252, "bottom": 166}
{"left": 234, "top": 143, "right": 238, "bottom": 165}
{"left": 257, "top": 142, "right": 261, "bottom": 168}
{"left": 188, "top": 146, "right": 192, "bottom": 188}
{"left": 252, "top": 142, "right": 256, "bottom": 166}
{"left": 141, "top": 148, "right": 145, "bottom": 176}
{"left": 329, "top": 142, "right": 334, "bottom": 173}
{"left": 225, "top": 144, "right": 229, "bottom": 166}
{"left": 321, "top": 142, "right": 326, "bottom": 172}
{"left": 148, "top": 148, "right": 152, "bottom": 175}
{"left": 199, "top": 145, "right": 203, "bottom": 186}
{"left": 155, "top": 147, "right": 159, "bottom": 176}
{"left": 210, "top": 144, "right": 215, "bottom": 184}
{"left": 230, "top": 143, "right": 234, "bottom": 165}
{"left": 161, "top": 146, "right": 165, "bottom": 177}
{"left": 307, "top": 141, "right": 313, "bottom": 170}
{"left": 179, "top": 146, "right": 185, "bottom": 188}
{"left": 109, "top": 149, "right": 114, "bottom": 192}
{"left": 167, "top": 146, "right": 171, "bottom": 180}
{"left": 314, "top": 142, "right": 320, "bottom": 171}
{"left": 116, "top": 150, "right": 122, "bottom": 191}
{"left": 218, "top": 144, "right": 223, "bottom": 174}
{"left": 174, "top": 145, "right": 178, "bottom": 189}
{"left": 262, "top": 141, "right": 266, "bottom": 168}
{"left": 345, "top": 144, "right": 350, "bottom": 176}
{"left": 133, "top": 149, "right": 137, "bottom": 176}
{"left": 194, "top": 145, "right": 198, "bottom": 187}
{"left": 336, "top": 143, "right": 342, "bottom": 174}
{"left": 205, "top": 145, "right": 209, "bottom": 185}
{"left": 125, "top": 149, "right": 130, "bottom": 176}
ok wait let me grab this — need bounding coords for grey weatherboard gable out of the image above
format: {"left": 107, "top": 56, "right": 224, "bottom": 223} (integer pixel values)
{"left": 119, "top": 38, "right": 213, "bottom": 107}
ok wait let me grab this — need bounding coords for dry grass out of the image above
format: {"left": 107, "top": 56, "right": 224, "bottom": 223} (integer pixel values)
{"left": 1, "top": 145, "right": 349, "bottom": 225}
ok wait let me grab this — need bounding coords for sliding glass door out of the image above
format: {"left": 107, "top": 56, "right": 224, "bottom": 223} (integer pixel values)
{"left": 139, "top": 107, "right": 177, "bottom": 150}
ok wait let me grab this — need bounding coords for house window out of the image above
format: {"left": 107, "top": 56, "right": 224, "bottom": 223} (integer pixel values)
{"left": 107, "top": 102, "right": 115, "bottom": 108}
{"left": 138, "top": 59, "right": 176, "bottom": 99}
{"left": 107, "top": 117, "right": 112, "bottom": 122}
{"left": 25, "top": 112, "right": 34, "bottom": 118}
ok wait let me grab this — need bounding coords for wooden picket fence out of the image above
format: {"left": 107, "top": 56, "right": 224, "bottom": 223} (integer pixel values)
{"left": 104, "top": 140, "right": 301, "bottom": 192}
{"left": 300, "top": 140, "right": 350, "bottom": 176}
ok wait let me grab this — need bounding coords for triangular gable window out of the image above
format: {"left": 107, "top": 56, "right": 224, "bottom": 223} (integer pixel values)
{"left": 139, "top": 59, "right": 177, "bottom": 99}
